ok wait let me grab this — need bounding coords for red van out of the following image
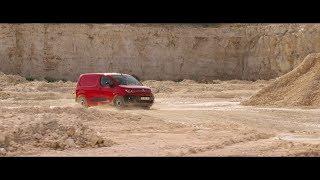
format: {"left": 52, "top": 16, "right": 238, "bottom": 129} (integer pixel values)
{"left": 75, "top": 73, "right": 154, "bottom": 109}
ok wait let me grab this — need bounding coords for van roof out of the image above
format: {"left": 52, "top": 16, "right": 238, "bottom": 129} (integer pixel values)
{"left": 80, "top": 73, "right": 129, "bottom": 76}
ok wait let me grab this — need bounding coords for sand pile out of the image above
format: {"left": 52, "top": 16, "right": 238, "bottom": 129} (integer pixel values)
{"left": 143, "top": 79, "right": 267, "bottom": 100}
{"left": 5, "top": 81, "right": 76, "bottom": 93}
{"left": 0, "top": 120, "right": 115, "bottom": 154}
{"left": 0, "top": 72, "right": 76, "bottom": 100}
{"left": 143, "top": 80, "right": 178, "bottom": 93}
{"left": 242, "top": 53, "right": 320, "bottom": 107}
{"left": 0, "top": 72, "right": 27, "bottom": 87}
{"left": 143, "top": 79, "right": 224, "bottom": 94}
{"left": 0, "top": 91, "right": 64, "bottom": 100}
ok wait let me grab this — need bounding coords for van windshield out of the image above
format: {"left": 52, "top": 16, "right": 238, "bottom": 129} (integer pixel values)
{"left": 112, "top": 74, "right": 142, "bottom": 86}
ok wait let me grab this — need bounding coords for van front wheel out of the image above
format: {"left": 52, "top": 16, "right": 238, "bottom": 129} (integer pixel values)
{"left": 113, "top": 96, "right": 125, "bottom": 108}
{"left": 77, "top": 95, "right": 88, "bottom": 108}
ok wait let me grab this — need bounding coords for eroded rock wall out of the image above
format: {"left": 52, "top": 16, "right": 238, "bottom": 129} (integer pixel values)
{"left": 1, "top": 24, "right": 320, "bottom": 81}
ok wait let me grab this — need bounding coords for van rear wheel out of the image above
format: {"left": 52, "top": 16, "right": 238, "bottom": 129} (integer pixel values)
{"left": 113, "top": 96, "right": 125, "bottom": 108}
{"left": 77, "top": 95, "right": 88, "bottom": 108}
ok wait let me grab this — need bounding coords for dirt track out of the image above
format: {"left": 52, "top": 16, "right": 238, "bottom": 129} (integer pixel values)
{"left": 1, "top": 74, "right": 320, "bottom": 157}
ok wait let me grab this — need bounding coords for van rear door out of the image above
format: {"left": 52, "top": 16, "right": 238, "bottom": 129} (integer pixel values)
{"left": 79, "top": 74, "right": 100, "bottom": 103}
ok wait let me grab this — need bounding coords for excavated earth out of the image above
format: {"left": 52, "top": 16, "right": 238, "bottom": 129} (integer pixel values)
{"left": 1, "top": 72, "right": 320, "bottom": 157}
{"left": 243, "top": 53, "right": 320, "bottom": 107}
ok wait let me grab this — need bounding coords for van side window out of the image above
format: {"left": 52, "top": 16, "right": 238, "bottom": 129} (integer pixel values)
{"left": 100, "top": 76, "right": 113, "bottom": 87}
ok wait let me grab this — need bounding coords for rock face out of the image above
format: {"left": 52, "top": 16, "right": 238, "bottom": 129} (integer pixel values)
{"left": 1, "top": 24, "right": 320, "bottom": 81}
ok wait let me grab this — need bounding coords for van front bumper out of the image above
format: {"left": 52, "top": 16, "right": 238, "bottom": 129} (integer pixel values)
{"left": 123, "top": 95, "right": 154, "bottom": 106}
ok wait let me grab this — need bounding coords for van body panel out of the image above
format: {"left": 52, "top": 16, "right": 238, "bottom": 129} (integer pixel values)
{"left": 75, "top": 73, "right": 154, "bottom": 107}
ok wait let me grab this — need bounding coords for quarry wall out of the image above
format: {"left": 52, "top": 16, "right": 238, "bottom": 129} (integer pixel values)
{"left": 1, "top": 24, "right": 320, "bottom": 81}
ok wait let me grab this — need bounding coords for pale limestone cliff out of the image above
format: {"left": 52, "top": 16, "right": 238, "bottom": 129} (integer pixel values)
{"left": 0, "top": 24, "right": 320, "bottom": 81}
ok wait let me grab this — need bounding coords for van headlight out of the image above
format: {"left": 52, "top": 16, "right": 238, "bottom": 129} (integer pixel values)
{"left": 125, "top": 89, "right": 134, "bottom": 93}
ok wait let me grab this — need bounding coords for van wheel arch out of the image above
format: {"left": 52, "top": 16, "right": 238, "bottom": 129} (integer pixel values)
{"left": 113, "top": 95, "right": 125, "bottom": 108}
{"left": 77, "top": 95, "right": 89, "bottom": 107}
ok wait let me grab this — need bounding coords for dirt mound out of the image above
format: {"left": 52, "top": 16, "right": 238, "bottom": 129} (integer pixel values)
{"left": 6, "top": 81, "right": 76, "bottom": 93}
{"left": 0, "top": 72, "right": 27, "bottom": 87}
{"left": 0, "top": 71, "right": 76, "bottom": 100}
{"left": 290, "top": 150, "right": 320, "bottom": 157}
{"left": 143, "top": 80, "right": 177, "bottom": 93}
{"left": 1, "top": 120, "right": 115, "bottom": 153}
{"left": 0, "top": 91, "right": 64, "bottom": 100}
{"left": 225, "top": 80, "right": 253, "bottom": 84}
{"left": 179, "top": 79, "right": 197, "bottom": 84}
{"left": 242, "top": 53, "right": 320, "bottom": 107}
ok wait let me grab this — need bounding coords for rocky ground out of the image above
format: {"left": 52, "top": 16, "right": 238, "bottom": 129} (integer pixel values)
{"left": 1, "top": 72, "right": 320, "bottom": 157}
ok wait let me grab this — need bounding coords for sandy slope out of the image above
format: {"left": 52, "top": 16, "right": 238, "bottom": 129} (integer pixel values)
{"left": 243, "top": 53, "right": 320, "bottom": 107}
{"left": 1, "top": 72, "right": 320, "bottom": 156}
